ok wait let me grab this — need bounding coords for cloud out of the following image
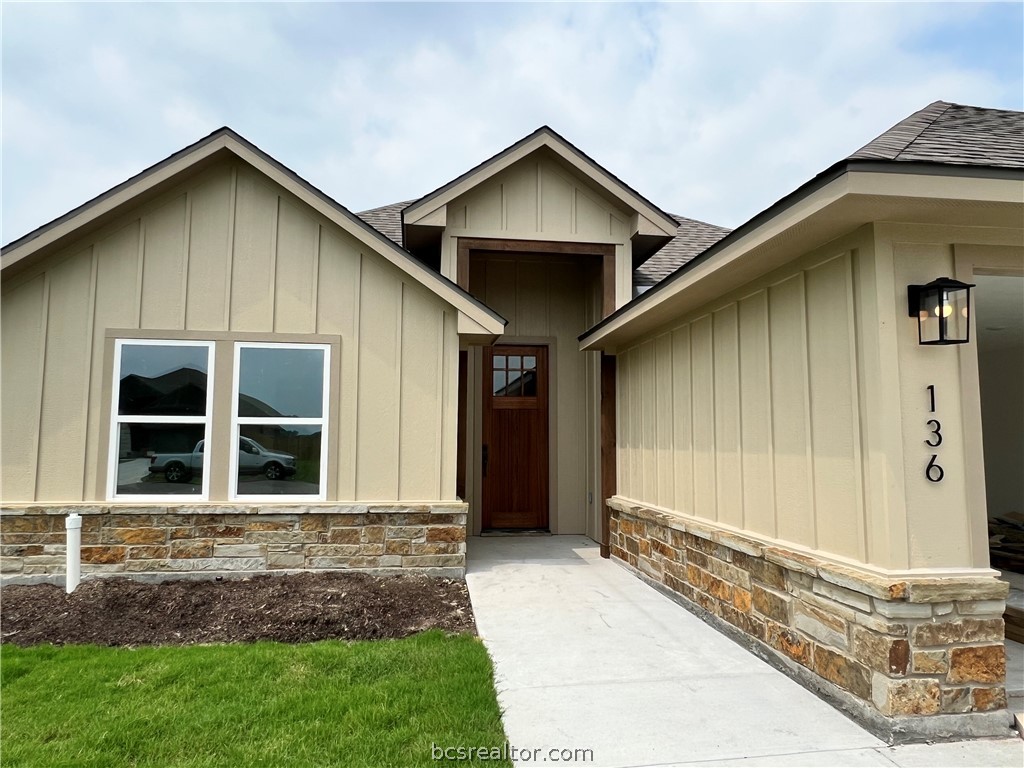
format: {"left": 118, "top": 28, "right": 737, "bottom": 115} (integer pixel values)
{"left": 2, "top": 2, "right": 1021, "bottom": 242}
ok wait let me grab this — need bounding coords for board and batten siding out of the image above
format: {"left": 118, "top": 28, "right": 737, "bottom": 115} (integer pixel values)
{"left": 617, "top": 247, "right": 869, "bottom": 565}
{"left": 1, "top": 160, "right": 459, "bottom": 504}
{"left": 464, "top": 254, "right": 603, "bottom": 536}
{"left": 440, "top": 151, "right": 635, "bottom": 309}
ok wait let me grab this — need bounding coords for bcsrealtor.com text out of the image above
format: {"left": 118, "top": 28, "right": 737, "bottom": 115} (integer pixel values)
{"left": 431, "top": 742, "right": 595, "bottom": 763}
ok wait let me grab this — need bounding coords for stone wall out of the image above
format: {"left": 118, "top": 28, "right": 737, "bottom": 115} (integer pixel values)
{"left": 609, "top": 499, "right": 1013, "bottom": 741}
{"left": 1, "top": 503, "right": 468, "bottom": 581}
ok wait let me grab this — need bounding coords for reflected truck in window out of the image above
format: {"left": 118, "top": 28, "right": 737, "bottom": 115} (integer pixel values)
{"left": 150, "top": 438, "right": 297, "bottom": 482}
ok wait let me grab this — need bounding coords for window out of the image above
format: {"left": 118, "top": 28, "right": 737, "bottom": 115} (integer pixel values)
{"left": 231, "top": 343, "right": 330, "bottom": 501}
{"left": 491, "top": 353, "right": 538, "bottom": 397}
{"left": 108, "top": 340, "right": 215, "bottom": 499}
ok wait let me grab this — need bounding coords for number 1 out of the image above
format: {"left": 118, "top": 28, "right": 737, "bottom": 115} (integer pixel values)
{"left": 926, "top": 384, "right": 936, "bottom": 413}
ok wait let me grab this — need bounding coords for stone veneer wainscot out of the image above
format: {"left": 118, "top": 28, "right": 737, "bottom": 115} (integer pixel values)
{"left": 0, "top": 503, "right": 468, "bottom": 582}
{"left": 608, "top": 499, "right": 1013, "bottom": 743}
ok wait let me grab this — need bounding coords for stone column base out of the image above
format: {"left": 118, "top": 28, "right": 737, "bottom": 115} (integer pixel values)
{"left": 609, "top": 498, "right": 1015, "bottom": 744}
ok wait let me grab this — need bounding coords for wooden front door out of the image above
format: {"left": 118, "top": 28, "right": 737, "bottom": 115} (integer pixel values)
{"left": 482, "top": 345, "right": 549, "bottom": 530}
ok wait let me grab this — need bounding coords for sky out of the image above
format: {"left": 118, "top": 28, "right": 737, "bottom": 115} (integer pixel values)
{"left": 2, "top": 2, "right": 1022, "bottom": 244}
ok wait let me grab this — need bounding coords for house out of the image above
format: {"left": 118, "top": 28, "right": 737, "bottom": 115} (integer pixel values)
{"left": 2, "top": 101, "right": 1022, "bottom": 739}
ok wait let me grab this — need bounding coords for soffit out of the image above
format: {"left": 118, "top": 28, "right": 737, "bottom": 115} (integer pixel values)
{"left": 581, "top": 171, "right": 1024, "bottom": 351}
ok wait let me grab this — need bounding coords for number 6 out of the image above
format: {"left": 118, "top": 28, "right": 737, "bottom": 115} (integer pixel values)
{"left": 926, "top": 455, "right": 944, "bottom": 483}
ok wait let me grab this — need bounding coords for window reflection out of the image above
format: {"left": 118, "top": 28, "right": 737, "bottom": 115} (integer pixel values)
{"left": 115, "top": 423, "right": 205, "bottom": 495}
{"left": 491, "top": 351, "right": 539, "bottom": 398}
{"left": 236, "top": 425, "right": 321, "bottom": 495}
{"left": 118, "top": 345, "right": 208, "bottom": 417}
{"left": 238, "top": 347, "right": 324, "bottom": 418}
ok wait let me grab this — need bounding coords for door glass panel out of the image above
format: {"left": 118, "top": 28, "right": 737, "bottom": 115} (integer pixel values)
{"left": 238, "top": 347, "right": 324, "bottom": 418}
{"left": 505, "top": 372, "right": 522, "bottom": 397}
{"left": 118, "top": 344, "right": 209, "bottom": 416}
{"left": 493, "top": 355, "right": 506, "bottom": 368}
{"left": 521, "top": 370, "right": 537, "bottom": 397}
{"left": 524, "top": 356, "right": 536, "bottom": 370}
{"left": 236, "top": 425, "right": 321, "bottom": 495}
{"left": 509, "top": 355, "right": 521, "bottom": 369}
{"left": 115, "top": 422, "right": 205, "bottom": 495}
{"left": 492, "top": 371, "right": 507, "bottom": 394}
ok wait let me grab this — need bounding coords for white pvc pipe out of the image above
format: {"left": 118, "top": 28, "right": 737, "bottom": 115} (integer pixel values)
{"left": 65, "top": 513, "right": 82, "bottom": 594}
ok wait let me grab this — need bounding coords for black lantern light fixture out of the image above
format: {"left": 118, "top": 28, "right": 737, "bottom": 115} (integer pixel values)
{"left": 907, "top": 277, "right": 975, "bottom": 345}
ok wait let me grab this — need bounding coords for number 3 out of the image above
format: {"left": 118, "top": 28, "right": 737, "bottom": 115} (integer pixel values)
{"left": 924, "top": 419, "right": 942, "bottom": 447}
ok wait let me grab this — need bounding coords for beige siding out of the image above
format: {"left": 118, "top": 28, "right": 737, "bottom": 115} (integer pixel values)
{"left": 892, "top": 242, "right": 973, "bottom": 568}
{"left": 35, "top": 251, "right": 95, "bottom": 501}
{"left": 617, "top": 221, "right": 1024, "bottom": 571}
{"left": 447, "top": 153, "right": 630, "bottom": 241}
{"left": 140, "top": 194, "right": 188, "bottom": 329}
{"left": 1, "top": 160, "right": 459, "bottom": 503}
{"left": 618, "top": 241, "right": 870, "bottom": 563}
{"left": 1, "top": 274, "right": 47, "bottom": 500}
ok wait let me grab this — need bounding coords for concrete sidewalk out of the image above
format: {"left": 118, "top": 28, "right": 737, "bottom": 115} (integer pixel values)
{"left": 466, "top": 535, "right": 1023, "bottom": 768}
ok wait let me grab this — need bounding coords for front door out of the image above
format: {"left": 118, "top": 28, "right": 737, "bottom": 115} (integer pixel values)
{"left": 482, "top": 345, "right": 549, "bottom": 530}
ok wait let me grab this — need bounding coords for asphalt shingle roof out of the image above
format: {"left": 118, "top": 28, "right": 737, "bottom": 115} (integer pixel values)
{"left": 355, "top": 200, "right": 411, "bottom": 247}
{"left": 356, "top": 101, "right": 1021, "bottom": 291}
{"left": 848, "top": 101, "right": 1024, "bottom": 168}
{"left": 634, "top": 215, "right": 731, "bottom": 287}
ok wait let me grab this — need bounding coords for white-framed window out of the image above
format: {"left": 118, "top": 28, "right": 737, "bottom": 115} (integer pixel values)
{"left": 230, "top": 342, "right": 330, "bottom": 501}
{"left": 107, "top": 339, "right": 215, "bottom": 500}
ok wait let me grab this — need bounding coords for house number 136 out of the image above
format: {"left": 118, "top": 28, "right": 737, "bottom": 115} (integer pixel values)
{"left": 924, "top": 385, "right": 944, "bottom": 483}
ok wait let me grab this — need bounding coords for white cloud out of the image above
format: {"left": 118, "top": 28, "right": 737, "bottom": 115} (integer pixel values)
{"left": 2, "top": 2, "right": 1021, "bottom": 242}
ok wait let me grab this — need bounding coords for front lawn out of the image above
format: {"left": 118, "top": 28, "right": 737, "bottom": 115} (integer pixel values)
{"left": 1, "top": 632, "right": 509, "bottom": 768}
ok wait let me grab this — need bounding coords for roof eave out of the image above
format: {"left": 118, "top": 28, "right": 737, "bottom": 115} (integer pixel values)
{"left": 402, "top": 127, "right": 679, "bottom": 237}
{"left": 580, "top": 160, "right": 1024, "bottom": 351}
{"left": 2, "top": 130, "right": 507, "bottom": 334}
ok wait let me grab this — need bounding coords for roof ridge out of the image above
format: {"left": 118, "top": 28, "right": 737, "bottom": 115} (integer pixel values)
{"left": 892, "top": 101, "right": 955, "bottom": 160}
{"left": 847, "top": 100, "right": 951, "bottom": 161}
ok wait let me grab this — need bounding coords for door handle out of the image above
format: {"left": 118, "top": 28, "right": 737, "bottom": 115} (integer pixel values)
{"left": 482, "top": 445, "right": 489, "bottom": 477}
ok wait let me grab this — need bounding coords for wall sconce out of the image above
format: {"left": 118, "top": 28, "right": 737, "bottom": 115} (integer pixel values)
{"left": 907, "top": 277, "right": 975, "bottom": 345}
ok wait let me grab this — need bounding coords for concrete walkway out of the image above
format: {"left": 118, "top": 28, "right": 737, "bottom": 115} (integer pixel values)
{"left": 466, "top": 535, "right": 1023, "bottom": 768}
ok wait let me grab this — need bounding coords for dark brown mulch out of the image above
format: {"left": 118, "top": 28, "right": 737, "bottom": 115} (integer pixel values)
{"left": 0, "top": 572, "right": 476, "bottom": 647}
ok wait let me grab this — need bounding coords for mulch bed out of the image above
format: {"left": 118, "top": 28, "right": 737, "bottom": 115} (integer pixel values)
{"left": 0, "top": 572, "right": 476, "bottom": 647}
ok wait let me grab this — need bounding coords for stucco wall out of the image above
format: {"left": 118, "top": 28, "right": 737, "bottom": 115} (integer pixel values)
{"left": 1, "top": 160, "right": 460, "bottom": 503}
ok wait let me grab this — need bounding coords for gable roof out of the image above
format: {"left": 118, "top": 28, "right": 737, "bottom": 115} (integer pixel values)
{"left": 401, "top": 126, "right": 680, "bottom": 241}
{"left": 1, "top": 129, "right": 505, "bottom": 335}
{"left": 848, "top": 101, "right": 1024, "bottom": 168}
{"left": 357, "top": 202, "right": 732, "bottom": 289}
{"left": 581, "top": 100, "right": 1024, "bottom": 350}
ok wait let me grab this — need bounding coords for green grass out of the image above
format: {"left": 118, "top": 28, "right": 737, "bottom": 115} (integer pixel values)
{"left": 1, "top": 632, "right": 510, "bottom": 768}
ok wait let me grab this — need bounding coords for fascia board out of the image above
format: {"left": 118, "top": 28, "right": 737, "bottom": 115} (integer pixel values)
{"left": 2, "top": 135, "right": 232, "bottom": 271}
{"left": 404, "top": 132, "right": 678, "bottom": 236}
{"left": 579, "top": 173, "right": 853, "bottom": 351}
{"left": 846, "top": 171, "right": 1024, "bottom": 203}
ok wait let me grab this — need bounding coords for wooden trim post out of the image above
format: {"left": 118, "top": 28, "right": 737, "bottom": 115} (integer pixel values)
{"left": 600, "top": 353, "right": 617, "bottom": 558}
